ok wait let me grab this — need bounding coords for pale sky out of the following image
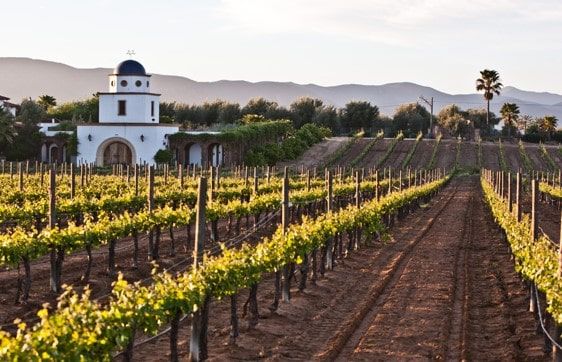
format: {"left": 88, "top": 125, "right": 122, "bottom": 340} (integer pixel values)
{"left": 2, "top": 0, "right": 562, "bottom": 94}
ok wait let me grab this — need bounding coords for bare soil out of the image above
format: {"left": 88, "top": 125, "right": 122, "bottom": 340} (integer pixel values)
{"left": 546, "top": 147, "right": 562, "bottom": 169}
{"left": 381, "top": 139, "right": 414, "bottom": 169}
{"left": 132, "top": 177, "right": 547, "bottom": 361}
{"left": 277, "top": 137, "right": 348, "bottom": 170}
{"left": 458, "top": 141, "right": 478, "bottom": 170}
{"left": 504, "top": 143, "right": 523, "bottom": 172}
{"left": 524, "top": 144, "right": 550, "bottom": 171}
{"left": 333, "top": 138, "right": 372, "bottom": 166}
{"left": 481, "top": 142, "right": 501, "bottom": 170}
{"left": 0, "top": 218, "right": 278, "bottom": 330}
{"left": 356, "top": 139, "right": 394, "bottom": 169}
{"left": 434, "top": 140, "right": 457, "bottom": 170}
{"left": 408, "top": 139, "right": 435, "bottom": 169}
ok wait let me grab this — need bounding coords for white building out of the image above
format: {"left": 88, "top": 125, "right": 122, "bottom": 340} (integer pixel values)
{"left": 76, "top": 60, "right": 179, "bottom": 166}
{"left": 0, "top": 95, "right": 19, "bottom": 117}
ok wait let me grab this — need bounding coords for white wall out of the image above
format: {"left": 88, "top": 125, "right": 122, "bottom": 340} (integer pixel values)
{"left": 77, "top": 124, "right": 178, "bottom": 165}
{"left": 99, "top": 94, "right": 160, "bottom": 124}
{"left": 108, "top": 75, "right": 151, "bottom": 93}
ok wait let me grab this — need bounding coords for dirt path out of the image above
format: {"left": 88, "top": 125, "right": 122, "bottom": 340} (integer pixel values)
{"left": 130, "top": 177, "right": 546, "bottom": 361}
{"left": 330, "top": 176, "right": 545, "bottom": 360}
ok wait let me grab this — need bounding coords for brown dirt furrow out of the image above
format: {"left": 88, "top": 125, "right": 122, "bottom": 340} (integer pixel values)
{"left": 504, "top": 143, "right": 523, "bottom": 172}
{"left": 357, "top": 139, "right": 393, "bottom": 169}
{"left": 132, "top": 177, "right": 459, "bottom": 361}
{"left": 130, "top": 177, "right": 547, "bottom": 361}
{"left": 408, "top": 139, "right": 434, "bottom": 170}
{"left": 331, "top": 177, "right": 545, "bottom": 361}
{"left": 0, "top": 217, "right": 277, "bottom": 329}
{"left": 333, "top": 138, "right": 372, "bottom": 166}
{"left": 381, "top": 139, "right": 414, "bottom": 169}
{"left": 434, "top": 140, "right": 457, "bottom": 170}
{"left": 546, "top": 146, "right": 562, "bottom": 170}
{"left": 277, "top": 137, "right": 348, "bottom": 170}
{"left": 524, "top": 144, "right": 550, "bottom": 171}
{"left": 481, "top": 142, "right": 501, "bottom": 170}
{"left": 458, "top": 141, "right": 478, "bottom": 170}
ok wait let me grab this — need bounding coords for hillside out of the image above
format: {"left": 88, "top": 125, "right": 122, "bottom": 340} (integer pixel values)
{"left": 2, "top": 58, "right": 562, "bottom": 118}
{"left": 282, "top": 137, "right": 562, "bottom": 173}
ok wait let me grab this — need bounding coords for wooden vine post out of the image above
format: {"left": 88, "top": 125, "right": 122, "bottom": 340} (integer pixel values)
{"left": 148, "top": 166, "right": 158, "bottom": 260}
{"left": 189, "top": 176, "right": 210, "bottom": 362}
{"left": 18, "top": 162, "right": 24, "bottom": 192}
{"left": 70, "top": 163, "right": 75, "bottom": 199}
{"left": 282, "top": 170, "right": 291, "bottom": 302}
{"left": 48, "top": 167, "right": 63, "bottom": 293}
{"left": 354, "top": 170, "right": 361, "bottom": 250}
{"left": 554, "top": 211, "right": 562, "bottom": 361}
{"left": 506, "top": 172, "right": 511, "bottom": 213}
{"left": 325, "top": 170, "right": 334, "bottom": 270}
{"left": 530, "top": 179, "right": 538, "bottom": 313}
{"left": 516, "top": 172, "right": 521, "bottom": 222}
{"left": 375, "top": 169, "right": 380, "bottom": 201}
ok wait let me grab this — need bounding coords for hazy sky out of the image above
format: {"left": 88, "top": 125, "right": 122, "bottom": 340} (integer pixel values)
{"left": 3, "top": 0, "right": 562, "bottom": 94}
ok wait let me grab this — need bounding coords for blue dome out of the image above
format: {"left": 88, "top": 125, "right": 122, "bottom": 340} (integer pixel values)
{"left": 113, "top": 60, "right": 147, "bottom": 76}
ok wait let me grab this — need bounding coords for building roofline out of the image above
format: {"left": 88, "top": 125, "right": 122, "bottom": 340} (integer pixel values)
{"left": 108, "top": 73, "right": 152, "bottom": 77}
{"left": 97, "top": 92, "right": 161, "bottom": 96}
{"left": 77, "top": 122, "right": 179, "bottom": 127}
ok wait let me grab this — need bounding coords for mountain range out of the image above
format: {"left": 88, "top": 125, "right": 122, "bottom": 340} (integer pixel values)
{"left": 2, "top": 57, "right": 562, "bottom": 119}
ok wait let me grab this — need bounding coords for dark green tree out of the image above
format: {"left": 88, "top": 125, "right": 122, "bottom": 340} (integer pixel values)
{"left": 341, "top": 101, "right": 379, "bottom": 134}
{"left": 289, "top": 97, "right": 323, "bottom": 128}
{"left": 0, "top": 106, "right": 16, "bottom": 156}
{"left": 393, "top": 103, "right": 430, "bottom": 137}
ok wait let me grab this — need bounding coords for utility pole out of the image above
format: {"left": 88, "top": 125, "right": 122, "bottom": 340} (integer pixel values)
{"left": 419, "top": 95, "right": 434, "bottom": 138}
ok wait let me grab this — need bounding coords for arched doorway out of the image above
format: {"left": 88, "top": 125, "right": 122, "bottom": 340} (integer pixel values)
{"left": 187, "top": 143, "right": 202, "bottom": 166}
{"left": 96, "top": 137, "right": 137, "bottom": 166}
{"left": 208, "top": 143, "right": 223, "bottom": 167}
{"left": 49, "top": 145, "right": 59, "bottom": 163}
{"left": 103, "top": 141, "right": 133, "bottom": 165}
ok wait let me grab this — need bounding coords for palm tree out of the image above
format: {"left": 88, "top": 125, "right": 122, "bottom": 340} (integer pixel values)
{"left": 500, "top": 103, "right": 520, "bottom": 138}
{"left": 476, "top": 69, "right": 503, "bottom": 126}
{"left": 539, "top": 115, "right": 558, "bottom": 140}
{"left": 37, "top": 95, "right": 57, "bottom": 110}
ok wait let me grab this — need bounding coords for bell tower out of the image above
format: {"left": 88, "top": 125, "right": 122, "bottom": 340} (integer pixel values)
{"left": 98, "top": 59, "right": 160, "bottom": 124}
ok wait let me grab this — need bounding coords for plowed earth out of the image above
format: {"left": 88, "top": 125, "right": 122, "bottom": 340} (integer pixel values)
{"left": 132, "top": 177, "right": 547, "bottom": 361}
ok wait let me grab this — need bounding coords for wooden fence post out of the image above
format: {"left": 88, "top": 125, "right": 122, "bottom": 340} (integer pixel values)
{"left": 516, "top": 172, "right": 521, "bottom": 222}
{"left": 325, "top": 171, "right": 334, "bottom": 270}
{"left": 70, "top": 163, "right": 75, "bottom": 199}
{"left": 48, "top": 167, "right": 63, "bottom": 293}
{"left": 189, "top": 176, "right": 209, "bottom": 361}
{"left": 530, "top": 179, "right": 538, "bottom": 313}
{"left": 282, "top": 172, "right": 291, "bottom": 302}
{"left": 148, "top": 166, "right": 158, "bottom": 260}
{"left": 18, "top": 162, "right": 23, "bottom": 192}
